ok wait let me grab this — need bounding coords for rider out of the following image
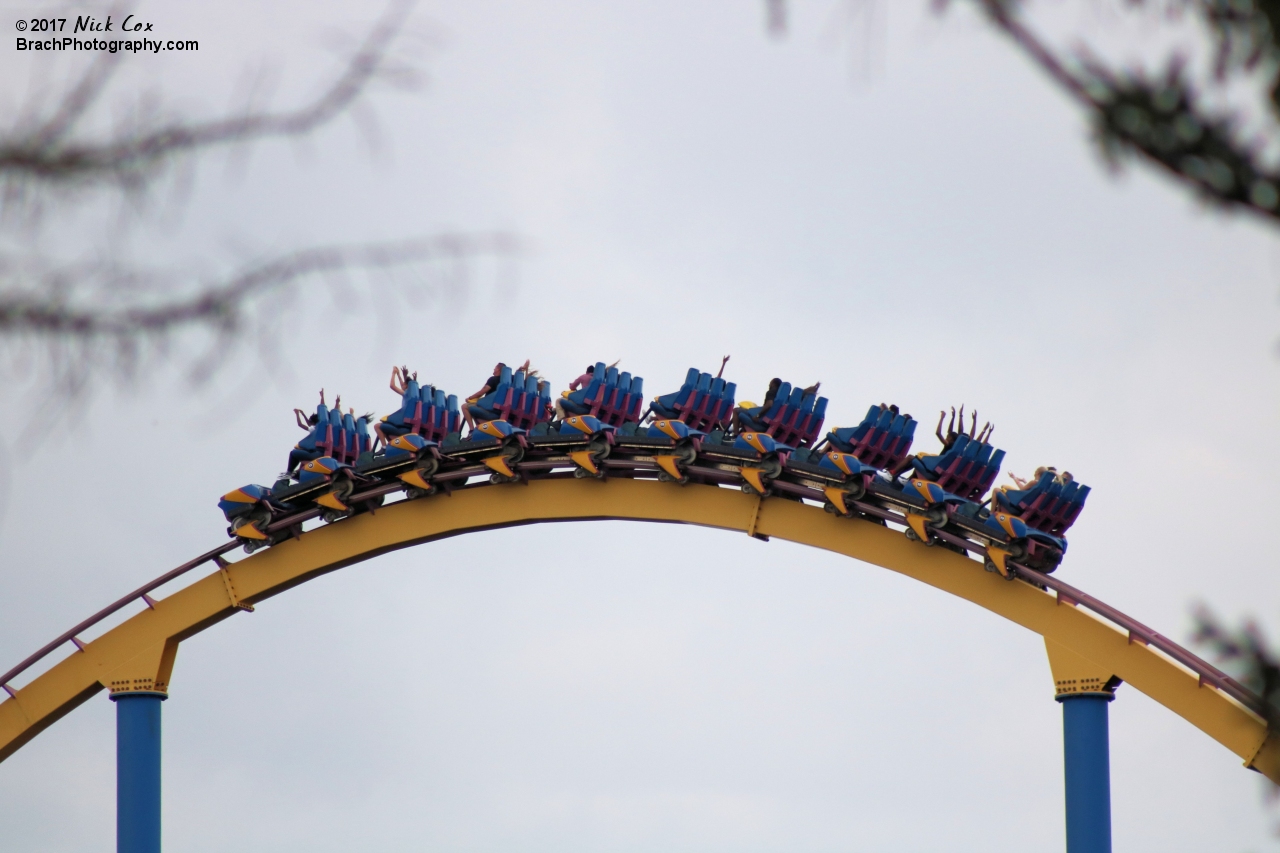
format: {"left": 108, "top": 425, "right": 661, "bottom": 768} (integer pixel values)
{"left": 375, "top": 365, "right": 420, "bottom": 447}
{"left": 286, "top": 389, "right": 329, "bottom": 474}
{"left": 553, "top": 364, "right": 596, "bottom": 421}
{"left": 1005, "top": 467, "right": 1073, "bottom": 490}
{"left": 885, "top": 405, "right": 984, "bottom": 477}
{"left": 464, "top": 360, "right": 532, "bottom": 431}
{"left": 733, "top": 375, "right": 780, "bottom": 433}
{"left": 936, "top": 406, "right": 993, "bottom": 452}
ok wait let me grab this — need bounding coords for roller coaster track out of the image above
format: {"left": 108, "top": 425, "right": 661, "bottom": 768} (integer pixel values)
{"left": 2, "top": 472, "right": 1277, "bottom": 783}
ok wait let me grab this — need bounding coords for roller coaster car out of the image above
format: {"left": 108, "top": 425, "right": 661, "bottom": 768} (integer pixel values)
{"left": 441, "top": 420, "right": 528, "bottom": 483}
{"left": 606, "top": 418, "right": 705, "bottom": 484}
{"left": 906, "top": 433, "right": 1005, "bottom": 503}
{"left": 826, "top": 406, "right": 917, "bottom": 471}
{"left": 219, "top": 457, "right": 365, "bottom": 551}
{"left": 784, "top": 448, "right": 880, "bottom": 516}
{"left": 737, "top": 381, "right": 829, "bottom": 449}
{"left": 559, "top": 362, "right": 646, "bottom": 427}
{"left": 889, "top": 467, "right": 1081, "bottom": 577}
{"left": 384, "top": 382, "right": 461, "bottom": 443}
{"left": 218, "top": 484, "right": 279, "bottom": 548}
{"left": 467, "top": 366, "right": 552, "bottom": 431}
{"left": 650, "top": 367, "right": 736, "bottom": 432}
{"left": 524, "top": 415, "right": 615, "bottom": 478}
{"left": 354, "top": 433, "right": 441, "bottom": 498}
{"left": 296, "top": 410, "right": 373, "bottom": 468}
{"left": 972, "top": 505, "right": 1068, "bottom": 576}
{"left": 698, "top": 431, "right": 794, "bottom": 496}
{"left": 871, "top": 434, "right": 1004, "bottom": 539}
{"left": 992, "top": 471, "right": 1090, "bottom": 538}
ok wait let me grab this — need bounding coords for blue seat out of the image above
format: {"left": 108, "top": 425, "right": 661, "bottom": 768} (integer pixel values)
{"left": 517, "top": 374, "right": 543, "bottom": 425}
{"left": 563, "top": 376, "right": 603, "bottom": 414}
{"left": 297, "top": 416, "right": 325, "bottom": 452}
{"left": 692, "top": 373, "right": 713, "bottom": 416}
{"left": 385, "top": 381, "right": 419, "bottom": 428}
{"left": 605, "top": 373, "right": 631, "bottom": 420}
{"left": 355, "top": 416, "right": 371, "bottom": 454}
{"left": 470, "top": 372, "right": 510, "bottom": 421}
{"left": 626, "top": 376, "right": 645, "bottom": 422}
{"left": 652, "top": 367, "right": 730, "bottom": 428}
{"left": 849, "top": 406, "right": 879, "bottom": 442}
{"left": 762, "top": 382, "right": 791, "bottom": 424}
{"left": 808, "top": 396, "right": 828, "bottom": 432}
{"left": 340, "top": 410, "right": 357, "bottom": 459}
{"left": 652, "top": 369, "right": 697, "bottom": 418}
{"left": 1000, "top": 470, "right": 1055, "bottom": 507}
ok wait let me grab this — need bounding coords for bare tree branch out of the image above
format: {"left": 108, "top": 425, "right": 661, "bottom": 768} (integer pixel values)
{"left": 0, "top": 232, "right": 519, "bottom": 340}
{"left": 0, "top": 0, "right": 512, "bottom": 398}
{"left": 0, "top": 0, "right": 417, "bottom": 186}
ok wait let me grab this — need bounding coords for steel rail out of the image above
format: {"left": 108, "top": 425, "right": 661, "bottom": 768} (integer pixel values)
{"left": 0, "top": 469, "right": 503, "bottom": 694}
{"left": 0, "top": 542, "right": 239, "bottom": 696}
{"left": 1015, "top": 566, "right": 1264, "bottom": 716}
{"left": 2, "top": 460, "right": 1267, "bottom": 726}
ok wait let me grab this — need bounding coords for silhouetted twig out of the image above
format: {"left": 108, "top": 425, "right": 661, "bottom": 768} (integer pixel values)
{"left": 0, "top": 233, "right": 516, "bottom": 339}
{"left": 0, "top": 0, "right": 521, "bottom": 396}
{"left": 0, "top": 0, "right": 418, "bottom": 187}
{"left": 954, "top": 0, "right": 1280, "bottom": 221}
{"left": 1193, "top": 607, "right": 1280, "bottom": 730}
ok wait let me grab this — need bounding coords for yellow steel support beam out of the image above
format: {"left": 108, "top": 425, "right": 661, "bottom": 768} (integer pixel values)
{"left": 0, "top": 478, "right": 1273, "bottom": 780}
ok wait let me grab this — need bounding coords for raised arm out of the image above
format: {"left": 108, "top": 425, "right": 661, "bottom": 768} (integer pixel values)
{"left": 716, "top": 355, "right": 730, "bottom": 378}
{"left": 294, "top": 409, "right": 310, "bottom": 430}
{"left": 389, "top": 366, "right": 405, "bottom": 395}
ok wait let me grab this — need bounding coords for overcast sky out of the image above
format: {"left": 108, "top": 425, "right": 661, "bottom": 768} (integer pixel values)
{"left": 3, "top": 1, "right": 1280, "bottom": 851}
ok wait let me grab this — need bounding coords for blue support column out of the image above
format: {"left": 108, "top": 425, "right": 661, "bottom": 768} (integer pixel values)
{"left": 113, "top": 692, "right": 166, "bottom": 853}
{"left": 1059, "top": 692, "right": 1112, "bottom": 853}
